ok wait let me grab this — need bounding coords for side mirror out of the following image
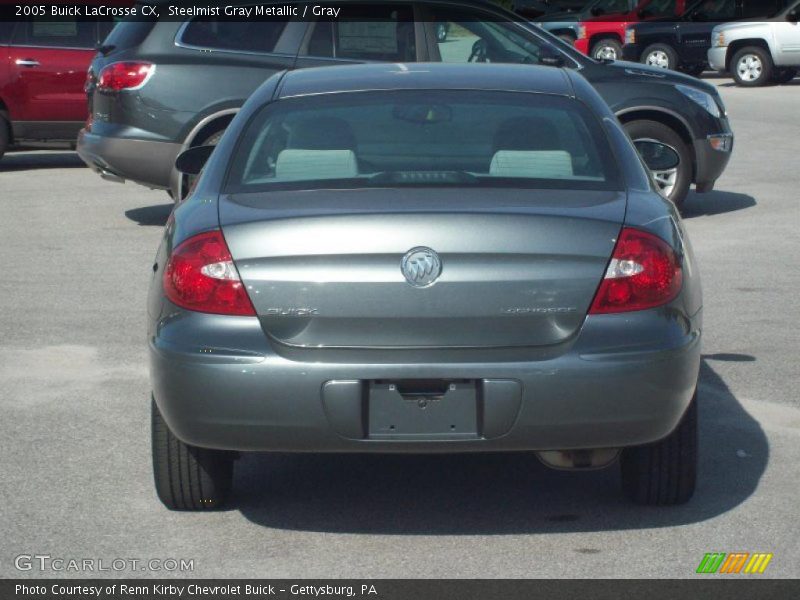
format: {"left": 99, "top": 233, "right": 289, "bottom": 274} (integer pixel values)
{"left": 174, "top": 145, "right": 215, "bottom": 175}
{"left": 635, "top": 140, "right": 680, "bottom": 172}
{"left": 540, "top": 46, "right": 566, "bottom": 67}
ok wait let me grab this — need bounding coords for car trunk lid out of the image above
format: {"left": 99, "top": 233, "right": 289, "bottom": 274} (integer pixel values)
{"left": 220, "top": 188, "right": 625, "bottom": 349}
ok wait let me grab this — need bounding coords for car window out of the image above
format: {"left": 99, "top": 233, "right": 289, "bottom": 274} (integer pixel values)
{"left": 591, "top": 0, "right": 635, "bottom": 14}
{"left": 0, "top": 22, "right": 16, "bottom": 45}
{"left": 11, "top": 18, "right": 97, "bottom": 49}
{"left": 226, "top": 90, "right": 622, "bottom": 194}
{"left": 687, "top": 0, "right": 737, "bottom": 19}
{"left": 431, "top": 7, "right": 557, "bottom": 66}
{"left": 180, "top": 17, "right": 289, "bottom": 53}
{"left": 303, "top": 5, "right": 416, "bottom": 61}
{"left": 741, "top": 0, "right": 792, "bottom": 17}
{"left": 101, "top": 19, "right": 156, "bottom": 49}
{"left": 639, "top": 0, "right": 681, "bottom": 18}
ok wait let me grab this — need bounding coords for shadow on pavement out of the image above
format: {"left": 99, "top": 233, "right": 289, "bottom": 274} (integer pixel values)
{"left": 0, "top": 151, "right": 84, "bottom": 171}
{"left": 236, "top": 358, "right": 768, "bottom": 534}
{"left": 125, "top": 203, "right": 173, "bottom": 226}
{"left": 682, "top": 189, "right": 756, "bottom": 218}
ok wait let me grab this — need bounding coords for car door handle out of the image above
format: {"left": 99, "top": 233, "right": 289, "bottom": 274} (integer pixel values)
{"left": 15, "top": 59, "right": 40, "bottom": 67}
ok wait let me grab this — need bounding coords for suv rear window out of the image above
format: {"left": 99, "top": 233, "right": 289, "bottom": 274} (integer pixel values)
{"left": 179, "top": 17, "right": 288, "bottom": 53}
{"left": 305, "top": 5, "right": 416, "bottom": 61}
{"left": 226, "top": 90, "right": 622, "bottom": 193}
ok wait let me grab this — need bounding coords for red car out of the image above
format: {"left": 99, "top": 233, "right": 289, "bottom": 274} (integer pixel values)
{"left": 0, "top": 18, "right": 114, "bottom": 160}
{"left": 574, "top": 0, "right": 689, "bottom": 60}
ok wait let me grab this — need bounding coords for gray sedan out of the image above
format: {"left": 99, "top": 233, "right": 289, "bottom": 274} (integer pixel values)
{"left": 149, "top": 63, "right": 701, "bottom": 511}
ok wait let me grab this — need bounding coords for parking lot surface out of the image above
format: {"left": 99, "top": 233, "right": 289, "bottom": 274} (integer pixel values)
{"left": 1, "top": 77, "right": 799, "bottom": 579}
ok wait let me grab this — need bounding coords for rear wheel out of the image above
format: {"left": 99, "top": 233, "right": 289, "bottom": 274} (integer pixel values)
{"left": 151, "top": 398, "right": 234, "bottom": 511}
{"left": 623, "top": 119, "right": 691, "bottom": 208}
{"left": 591, "top": 38, "right": 623, "bottom": 61}
{"left": 731, "top": 46, "right": 773, "bottom": 87}
{"left": 620, "top": 392, "right": 697, "bottom": 505}
{"left": 558, "top": 34, "right": 576, "bottom": 45}
{"left": 0, "top": 114, "right": 9, "bottom": 160}
{"left": 773, "top": 67, "right": 797, "bottom": 84}
{"left": 641, "top": 43, "right": 678, "bottom": 70}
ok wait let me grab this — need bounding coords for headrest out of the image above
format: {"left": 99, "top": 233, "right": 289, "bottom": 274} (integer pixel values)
{"left": 489, "top": 150, "right": 574, "bottom": 179}
{"left": 275, "top": 149, "right": 358, "bottom": 181}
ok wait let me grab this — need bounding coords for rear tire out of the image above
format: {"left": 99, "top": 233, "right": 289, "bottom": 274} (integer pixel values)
{"left": 151, "top": 398, "right": 234, "bottom": 511}
{"left": 591, "top": 38, "right": 623, "bottom": 61}
{"left": 620, "top": 392, "right": 697, "bottom": 505}
{"left": 641, "top": 43, "right": 678, "bottom": 70}
{"left": 731, "top": 46, "right": 773, "bottom": 87}
{"left": 623, "top": 119, "right": 691, "bottom": 209}
{"left": 0, "top": 114, "right": 9, "bottom": 160}
{"left": 773, "top": 67, "right": 797, "bottom": 84}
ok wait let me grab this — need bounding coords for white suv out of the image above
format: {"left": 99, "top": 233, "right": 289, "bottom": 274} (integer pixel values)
{"left": 708, "top": 0, "right": 800, "bottom": 86}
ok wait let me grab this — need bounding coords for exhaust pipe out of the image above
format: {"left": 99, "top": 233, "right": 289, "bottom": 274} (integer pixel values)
{"left": 537, "top": 448, "right": 620, "bottom": 470}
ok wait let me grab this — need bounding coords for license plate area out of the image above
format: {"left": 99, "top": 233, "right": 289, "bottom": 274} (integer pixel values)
{"left": 368, "top": 380, "right": 478, "bottom": 440}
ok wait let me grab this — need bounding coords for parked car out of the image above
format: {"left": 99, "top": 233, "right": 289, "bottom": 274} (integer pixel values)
{"left": 535, "top": 0, "right": 639, "bottom": 43}
{"left": 151, "top": 62, "right": 701, "bottom": 510}
{"left": 623, "top": 0, "right": 794, "bottom": 75}
{"left": 574, "top": 0, "right": 691, "bottom": 60}
{"left": 0, "top": 17, "right": 115, "bottom": 160}
{"left": 707, "top": 0, "right": 800, "bottom": 85}
{"left": 78, "top": 0, "right": 734, "bottom": 208}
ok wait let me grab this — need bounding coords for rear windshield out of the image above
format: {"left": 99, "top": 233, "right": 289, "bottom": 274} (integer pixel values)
{"left": 225, "top": 90, "right": 622, "bottom": 193}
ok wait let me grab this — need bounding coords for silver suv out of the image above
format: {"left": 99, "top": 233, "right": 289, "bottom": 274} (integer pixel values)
{"left": 708, "top": 0, "right": 800, "bottom": 86}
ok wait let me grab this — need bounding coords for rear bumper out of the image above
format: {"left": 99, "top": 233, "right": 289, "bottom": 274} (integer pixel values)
{"left": 76, "top": 128, "right": 180, "bottom": 190}
{"left": 150, "top": 308, "right": 702, "bottom": 454}
{"left": 707, "top": 46, "right": 728, "bottom": 72}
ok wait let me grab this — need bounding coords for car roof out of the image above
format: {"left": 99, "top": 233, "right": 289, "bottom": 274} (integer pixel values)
{"left": 274, "top": 63, "right": 575, "bottom": 100}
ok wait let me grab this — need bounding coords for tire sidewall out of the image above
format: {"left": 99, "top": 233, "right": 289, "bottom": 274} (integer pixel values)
{"left": 732, "top": 47, "right": 773, "bottom": 87}
{"left": 623, "top": 119, "right": 691, "bottom": 208}
{"left": 592, "top": 38, "right": 623, "bottom": 61}
{"left": 642, "top": 43, "right": 678, "bottom": 71}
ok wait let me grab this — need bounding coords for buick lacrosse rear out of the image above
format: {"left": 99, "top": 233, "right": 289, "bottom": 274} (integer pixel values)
{"left": 149, "top": 63, "right": 701, "bottom": 510}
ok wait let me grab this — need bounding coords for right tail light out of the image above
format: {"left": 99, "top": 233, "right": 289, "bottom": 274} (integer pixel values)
{"left": 589, "top": 227, "right": 682, "bottom": 314}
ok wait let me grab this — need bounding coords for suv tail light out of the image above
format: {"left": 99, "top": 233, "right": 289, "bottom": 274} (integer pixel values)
{"left": 589, "top": 227, "right": 682, "bottom": 314}
{"left": 97, "top": 61, "right": 154, "bottom": 92}
{"left": 163, "top": 230, "right": 256, "bottom": 316}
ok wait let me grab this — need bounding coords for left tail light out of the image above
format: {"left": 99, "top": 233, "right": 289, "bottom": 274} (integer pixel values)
{"left": 163, "top": 230, "right": 256, "bottom": 316}
{"left": 589, "top": 227, "right": 682, "bottom": 314}
{"left": 97, "top": 61, "right": 154, "bottom": 92}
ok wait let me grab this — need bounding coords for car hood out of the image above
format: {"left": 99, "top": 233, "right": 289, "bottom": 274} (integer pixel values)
{"left": 712, "top": 20, "right": 765, "bottom": 34}
{"left": 605, "top": 59, "right": 719, "bottom": 94}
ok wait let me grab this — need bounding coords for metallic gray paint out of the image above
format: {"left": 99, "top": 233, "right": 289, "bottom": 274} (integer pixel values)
{"left": 148, "top": 64, "right": 702, "bottom": 454}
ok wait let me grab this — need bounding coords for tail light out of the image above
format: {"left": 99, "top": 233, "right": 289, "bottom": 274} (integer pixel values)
{"left": 163, "top": 230, "right": 256, "bottom": 317}
{"left": 97, "top": 61, "right": 154, "bottom": 92}
{"left": 589, "top": 227, "right": 682, "bottom": 314}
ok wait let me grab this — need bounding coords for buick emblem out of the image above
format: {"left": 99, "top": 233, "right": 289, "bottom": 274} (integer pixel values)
{"left": 401, "top": 247, "right": 442, "bottom": 288}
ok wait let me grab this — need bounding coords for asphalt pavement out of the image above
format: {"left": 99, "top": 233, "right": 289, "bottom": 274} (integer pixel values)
{"left": 1, "top": 76, "right": 798, "bottom": 579}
